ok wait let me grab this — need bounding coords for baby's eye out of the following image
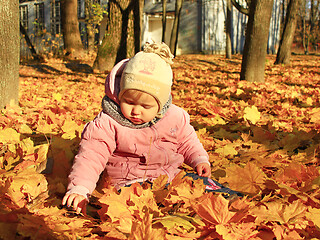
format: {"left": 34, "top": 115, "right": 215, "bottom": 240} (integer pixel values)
{"left": 142, "top": 105, "right": 152, "bottom": 109}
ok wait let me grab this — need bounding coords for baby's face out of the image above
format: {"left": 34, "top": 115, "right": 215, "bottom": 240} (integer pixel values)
{"left": 119, "top": 90, "right": 159, "bottom": 125}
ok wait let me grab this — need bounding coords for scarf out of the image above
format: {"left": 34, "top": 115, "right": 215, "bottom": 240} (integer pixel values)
{"left": 101, "top": 95, "right": 172, "bottom": 129}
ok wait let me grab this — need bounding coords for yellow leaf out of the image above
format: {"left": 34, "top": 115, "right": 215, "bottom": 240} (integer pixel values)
{"left": 154, "top": 213, "right": 204, "bottom": 232}
{"left": 152, "top": 174, "right": 168, "bottom": 191}
{"left": 130, "top": 209, "right": 165, "bottom": 240}
{"left": 306, "top": 97, "right": 313, "bottom": 106}
{"left": 0, "top": 128, "right": 20, "bottom": 143}
{"left": 243, "top": 106, "right": 260, "bottom": 124}
{"left": 1, "top": 169, "right": 48, "bottom": 207}
{"left": 117, "top": 217, "right": 133, "bottom": 234}
{"left": 215, "top": 144, "right": 238, "bottom": 158}
{"left": 310, "top": 108, "right": 320, "bottom": 123}
{"left": 215, "top": 222, "right": 258, "bottom": 240}
{"left": 129, "top": 185, "right": 160, "bottom": 216}
{"left": 306, "top": 207, "right": 320, "bottom": 228}
{"left": 19, "top": 124, "right": 33, "bottom": 134}
{"left": 236, "top": 89, "right": 244, "bottom": 95}
{"left": 20, "top": 138, "right": 34, "bottom": 155}
{"left": 98, "top": 187, "right": 133, "bottom": 223}
{"left": 53, "top": 93, "right": 62, "bottom": 101}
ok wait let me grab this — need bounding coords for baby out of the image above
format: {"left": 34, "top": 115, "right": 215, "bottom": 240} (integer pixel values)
{"left": 62, "top": 43, "right": 213, "bottom": 213}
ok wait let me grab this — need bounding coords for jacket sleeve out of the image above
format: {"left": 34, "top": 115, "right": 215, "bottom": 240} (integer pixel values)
{"left": 67, "top": 112, "right": 117, "bottom": 195}
{"left": 176, "top": 108, "right": 210, "bottom": 169}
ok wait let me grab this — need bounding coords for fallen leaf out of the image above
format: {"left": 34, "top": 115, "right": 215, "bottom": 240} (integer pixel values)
{"left": 221, "top": 162, "right": 266, "bottom": 195}
{"left": 243, "top": 106, "right": 261, "bottom": 124}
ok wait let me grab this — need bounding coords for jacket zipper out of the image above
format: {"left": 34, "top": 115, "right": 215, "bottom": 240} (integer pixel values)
{"left": 151, "top": 126, "right": 169, "bottom": 166}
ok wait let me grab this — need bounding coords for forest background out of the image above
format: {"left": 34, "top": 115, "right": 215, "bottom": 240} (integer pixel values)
{"left": 0, "top": 0, "right": 320, "bottom": 239}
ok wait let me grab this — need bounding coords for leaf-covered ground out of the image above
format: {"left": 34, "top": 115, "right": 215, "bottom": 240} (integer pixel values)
{"left": 1, "top": 54, "right": 320, "bottom": 239}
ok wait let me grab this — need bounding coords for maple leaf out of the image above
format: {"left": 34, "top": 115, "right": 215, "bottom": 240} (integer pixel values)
{"left": 215, "top": 143, "right": 239, "bottom": 158}
{"left": 310, "top": 108, "right": 320, "bottom": 123}
{"left": 274, "top": 162, "right": 319, "bottom": 191}
{"left": 152, "top": 174, "right": 169, "bottom": 202}
{"left": 98, "top": 189, "right": 133, "bottom": 223}
{"left": 272, "top": 225, "right": 304, "bottom": 240}
{"left": 0, "top": 222, "right": 18, "bottom": 240}
{"left": 154, "top": 213, "right": 204, "bottom": 239}
{"left": 166, "top": 176, "right": 206, "bottom": 210}
{"left": 250, "top": 125, "right": 276, "bottom": 143}
{"left": 243, "top": 106, "right": 261, "bottom": 124}
{"left": 61, "top": 117, "right": 83, "bottom": 140}
{"left": 0, "top": 128, "right": 21, "bottom": 143}
{"left": 193, "top": 194, "right": 236, "bottom": 225}
{"left": 221, "top": 162, "right": 266, "bottom": 195}
{"left": 250, "top": 200, "right": 307, "bottom": 225}
{"left": 215, "top": 222, "right": 259, "bottom": 240}
{"left": 17, "top": 214, "right": 58, "bottom": 240}
{"left": 128, "top": 185, "right": 161, "bottom": 220}
{"left": 98, "top": 183, "right": 160, "bottom": 233}
{"left": 12, "top": 54, "right": 320, "bottom": 239}
{"left": 0, "top": 169, "right": 48, "bottom": 208}
{"left": 53, "top": 92, "right": 62, "bottom": 102}
{"left": 306, "top": 207, "right": 320, "bottom": 229}
{"left": 129, "top": 208, "right": 165, "bottom": 240}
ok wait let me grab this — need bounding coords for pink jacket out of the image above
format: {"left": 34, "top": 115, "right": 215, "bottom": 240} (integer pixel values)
{"left": 67, "top": 60, "right": 209, "bottom": 196}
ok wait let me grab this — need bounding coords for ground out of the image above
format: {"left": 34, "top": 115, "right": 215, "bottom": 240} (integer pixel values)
{"left": 0, "top": 53, "right": 320, "bottom": 239}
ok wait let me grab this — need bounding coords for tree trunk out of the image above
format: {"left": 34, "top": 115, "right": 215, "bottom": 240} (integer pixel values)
{"left": 275, "top": 0, "right": 300, "bottom": 64}
{"left": 170, "top": 0, "right": 184, "bottom": 56}
{"left": 61, "top": 0, "right": 84, "bottom": 57}
{"left": 0, "top": 0, "right": 19, "bottom": 109}
{"left": 85, "top": 0, "right": 95, "bottom": 51}
{"left": 231, "top": 0, "right": 249, "bottom": 15}
{"left": 20, "top": 23, "right": 43, "bottom": 61}
{"left": 134, "top": 0, "right": 144, "bottom": 52}
{"left": 93, "top": 0, "right": 137, "bottom": 72}
{"left": 162, "top": 0, "right": 167, "bottom": 43}
{"left": 226, "top": 0, "right": 232, "bottom": 59}
{"left": 240, "top": 0, "right": 274, "bottom": 83}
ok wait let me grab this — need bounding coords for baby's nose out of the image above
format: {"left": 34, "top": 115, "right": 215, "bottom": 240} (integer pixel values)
{"left": 131, "top": 106, "right": 141, "bottom": 115}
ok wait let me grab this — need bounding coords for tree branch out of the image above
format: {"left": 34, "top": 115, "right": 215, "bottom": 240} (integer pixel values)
{"left": 231, "top": 0, "right": 250, "bottom": 15}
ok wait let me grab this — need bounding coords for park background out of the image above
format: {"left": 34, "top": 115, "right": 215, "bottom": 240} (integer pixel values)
{"left": 0, "top": 0, "right": 320, "bottom": 239}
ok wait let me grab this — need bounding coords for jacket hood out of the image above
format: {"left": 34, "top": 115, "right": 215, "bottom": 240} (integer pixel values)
{"left": 105, "top": 59, "right": 129, "bottom": 104}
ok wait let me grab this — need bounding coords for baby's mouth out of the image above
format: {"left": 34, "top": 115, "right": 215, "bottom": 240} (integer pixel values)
{"left": 130, "top": 117, "right": 143, "bottom": 124}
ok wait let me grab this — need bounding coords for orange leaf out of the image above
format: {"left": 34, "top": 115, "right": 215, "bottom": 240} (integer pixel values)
{"left": 193, "top": 194, "right": 236, "bottom": 225}
{"left": 250, "top": 200, "right": 307, "bottom": 225}
{"left": 221, "top": 162, "right": 266, "bottom": 195}
{"left": 129, "top": 208, "right": 165, "bottom": 240}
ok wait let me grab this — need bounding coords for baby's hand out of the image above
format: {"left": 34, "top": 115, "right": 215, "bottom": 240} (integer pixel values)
{"left": 196, "top": 163, "right": 211, "bottom": 177}
{"left": 62, "top": 193, "right": 87, "bottom": 214}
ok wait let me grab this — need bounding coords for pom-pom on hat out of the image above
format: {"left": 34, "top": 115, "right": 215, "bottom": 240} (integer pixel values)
{"left": 119, "top": 42, "right": 174, "bottom": 112}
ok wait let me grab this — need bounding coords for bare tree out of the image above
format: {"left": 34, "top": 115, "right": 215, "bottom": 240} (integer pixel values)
{"left": 169, "top": 0, "right": 184, "bottom": 56}
{"left": 134, "top": 0, "right": 144, "bottom": 52}
{"left": 162, "top": 0, "right": 167, "bottom": 43}
{"left": 275, "top": 0, "right": 301, "bottom": 64}
{"left": 240, "top": 0, "right": 274, "bottom": 83}
{"left": 85, "top": 0, "right": 95, "bottom": 51}
{"left": 61, "top": 0, "right": 84, "bottom": 57}
{"left": 226, "top": 0, "right": 232, "bottom": 59}
{"left": 231, "top": 0, "right": 250, "bottom": 15}
{"left": 298, "top": 0, "right": 320, "bottom": 54}
{"left": 0, "top": 0, "right": 19, "bottom": 108}
{"left": 20, "top": 23, "right": 43, "bottom": 61}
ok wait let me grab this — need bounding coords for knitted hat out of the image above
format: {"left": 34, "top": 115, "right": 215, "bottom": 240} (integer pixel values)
{"left": 119, "top": 42, "right": 174, "bottom": 112}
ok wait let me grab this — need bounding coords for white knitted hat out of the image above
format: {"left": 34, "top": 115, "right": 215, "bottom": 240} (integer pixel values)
{"left": 119, "top": 43, "right": 174, "bottom": 111}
